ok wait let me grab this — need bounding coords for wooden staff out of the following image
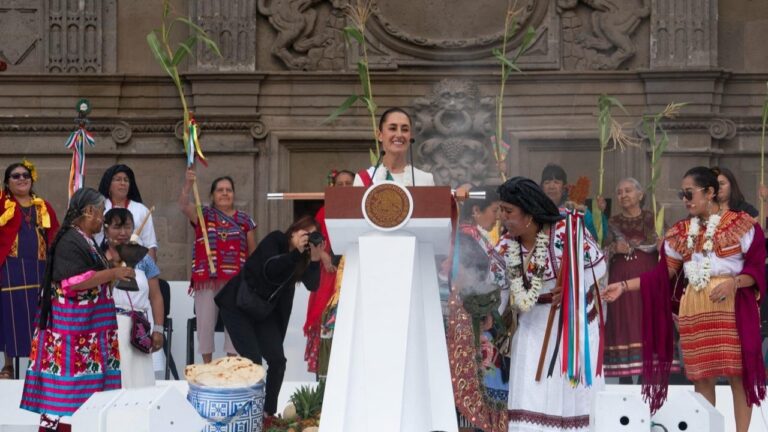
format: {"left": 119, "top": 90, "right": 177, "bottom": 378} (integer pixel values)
{"left": 193, "top": 180, "right": 216, "bottom": 275}
{"left": 536, "top": 242, "right": 564, "bottom": 382}
{"left": 134, "top": 205, "right": 155, "bottom": 237}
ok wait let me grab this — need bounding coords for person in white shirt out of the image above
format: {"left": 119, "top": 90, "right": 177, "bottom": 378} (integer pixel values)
{"left": 97, "top": 164, "right": 158, "bottom": 261}
{"left": 353, "top": 107, "right": 435, "bottom": 187}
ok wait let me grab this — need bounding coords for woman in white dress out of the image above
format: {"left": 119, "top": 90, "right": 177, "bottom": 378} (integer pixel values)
{"left": 102, "top": 208, "right": 164, "bottom": 388}
{"left": 492, "top": 177, "right": 606, "bottom": 432}
{"left": 353, "top": 107, "right": 435, "bottom": 187}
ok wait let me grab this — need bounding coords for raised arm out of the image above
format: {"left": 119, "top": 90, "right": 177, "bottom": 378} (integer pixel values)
{"left": 178, "top": 167, "right": 198, "bottom": 224}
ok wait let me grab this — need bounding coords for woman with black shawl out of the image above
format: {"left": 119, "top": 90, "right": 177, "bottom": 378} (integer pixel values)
{"left": 19, "top": 188, "right": 134, "bottom": 432}
{"left": 491, "top": 177, "right": 606, "bottom": 432}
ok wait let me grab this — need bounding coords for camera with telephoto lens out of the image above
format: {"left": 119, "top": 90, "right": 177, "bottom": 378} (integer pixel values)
{"left": 308, "top": 231, "right": 324, "bottom": 247}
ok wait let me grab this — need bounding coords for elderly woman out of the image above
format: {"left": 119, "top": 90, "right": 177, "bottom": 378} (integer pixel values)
{"left": 97, "top": 164, "right": 157, "bottom": 260}
{"left": 603, "top": 178, "right": 661, "bottom": 381}
{"left": 20, "top": 188, "right": 134, "bottom": 432}
{"left": 179, "top": 168, "right": 256, "bottom": 363}
{"left": 492, "top": 177, "right": 606, "bottom": 432}
{"left": 603, "top": 167, "right": 765, "bottom": 432}
{"left": 0, "top": 161, "right": 59, "bottom": 379}
{"left": 353, "top": 107, "right": 435, "bottom": 187}
{"left": 102, "top": 208, "right": 164, "bottom": 388}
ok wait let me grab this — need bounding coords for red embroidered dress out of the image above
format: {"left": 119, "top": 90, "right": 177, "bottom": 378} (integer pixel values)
{"left": 191, "top": 207, "right": 256, "bottom": 289}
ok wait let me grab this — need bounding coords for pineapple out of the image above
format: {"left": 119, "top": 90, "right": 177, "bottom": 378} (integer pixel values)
{"left": 289, "top": 381, "right": 325, "bottom": 420}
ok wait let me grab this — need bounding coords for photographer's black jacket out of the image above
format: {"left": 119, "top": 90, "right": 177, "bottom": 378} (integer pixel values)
{"left": 215, "top": 230, "right": 320, "bottom": 318}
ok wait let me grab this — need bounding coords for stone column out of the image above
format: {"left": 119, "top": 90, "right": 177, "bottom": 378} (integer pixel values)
{"left": 650, "top": 0, "right": 718, "bottom": 69}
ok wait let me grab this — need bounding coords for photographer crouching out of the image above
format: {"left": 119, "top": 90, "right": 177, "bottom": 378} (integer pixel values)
{"left": 215, "top": 216, "right": 322, "bottom": 423}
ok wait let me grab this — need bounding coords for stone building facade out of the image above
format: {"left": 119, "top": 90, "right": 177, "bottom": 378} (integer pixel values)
{"left": 0, "top": 0, "right": 766, "bottom": 278}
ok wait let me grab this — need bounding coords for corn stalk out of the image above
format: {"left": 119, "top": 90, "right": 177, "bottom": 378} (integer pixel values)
{"left": 146, "top": 0, "right": 221, "bottom": 274}
{"left": 642, "top": 102, "right": 687, "bottom": 239}
{"left": 491, "top": 0, "right": 536, "bottom": 181}
{"left": 323, "top": 0, "right": 379, "bottom": 164}
{"left": 592, "top": 94, "right": 633, "bottom": 246}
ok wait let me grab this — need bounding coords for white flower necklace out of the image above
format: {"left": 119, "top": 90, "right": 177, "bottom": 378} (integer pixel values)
{"left": 505, "top": 230, "right": 550, "bottom": 311}
{"left": 372, "top": 164, "right": 414, "bottom": 186}
{"left": 683, "top": 213, "right": 720, "bottom": 291}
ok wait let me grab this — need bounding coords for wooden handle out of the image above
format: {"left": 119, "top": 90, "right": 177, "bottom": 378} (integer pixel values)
{"left": 135, "top": 206, "right": 155, "bottom": 237}
{"left": 193, "top": 180, "right": 216, "bottom": 275}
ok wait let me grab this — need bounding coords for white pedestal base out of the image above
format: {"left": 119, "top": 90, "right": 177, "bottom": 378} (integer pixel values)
{"left": 321, "top": 235, "right": 457, "bottom": 432}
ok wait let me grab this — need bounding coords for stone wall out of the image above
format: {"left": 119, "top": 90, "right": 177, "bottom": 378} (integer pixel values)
{"left": 0, "top": 0, "right": 766, "bottom": 279}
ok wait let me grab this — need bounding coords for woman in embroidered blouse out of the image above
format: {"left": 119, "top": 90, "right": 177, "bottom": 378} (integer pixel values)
{"left": 603, "top": 167, "right": 765, "bottom": 432}
{"left": 97, "top": 165, "right": 157, "bottom": 261}
{"left": 20, "top": 188, "right": 134, "bottom": 432}
{"left": 603, "top": 178, "right": 661, "bottom": 382}
{"left": 179, "top": 168, "right": 257, "bottom": 363}
{"left": 102, "top": 208, "right": 164, "bottom": 388}
{"left": 493, "top": 177, "right": 606, "bottom": 432}
{"left": 353, "top": 107, "right": 435, "bottom": 187}
{"left": 0, "top": 161, "right": 59, "bottom": 380}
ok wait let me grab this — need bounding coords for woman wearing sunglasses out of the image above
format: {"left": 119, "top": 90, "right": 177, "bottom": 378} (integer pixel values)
{"left": 0, "top": 161, "right": 59, "bottom": 379}
{"left": 603, "top": 167, "right": 765, "bottom": 432}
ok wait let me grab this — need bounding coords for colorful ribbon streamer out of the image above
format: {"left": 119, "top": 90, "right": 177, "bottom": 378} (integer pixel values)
{"left": 65, "top": 127, "right": 95, "bottom": 199}
{"left": 186, "top": 118, "right": 208, "bottom": 167}
{"left": 556, "top": 210, "right": 596, "bottom": 387}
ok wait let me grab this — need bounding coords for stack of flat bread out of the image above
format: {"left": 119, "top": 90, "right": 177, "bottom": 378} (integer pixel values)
{"left": 185, "top": 356, "right": 266, "bottom": 388}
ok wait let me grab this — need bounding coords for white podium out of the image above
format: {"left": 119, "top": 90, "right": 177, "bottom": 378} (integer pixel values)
{"left": 320, "top": 183, "right": 457, "bottom": 432}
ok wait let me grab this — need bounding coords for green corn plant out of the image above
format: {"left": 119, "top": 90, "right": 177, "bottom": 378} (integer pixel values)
{"left": 146, "top": 0, "right": 221, "bottom": 141}
{"left": 323, "top": 0, "right": 379, "bottom": 165}
{"left": 593, "top": 94, "right": 637, "bottom": 247}
{"left": 491, "top": 0, "right": 536, "bottom": 181}
{"left": 146, "top": 0, "right": 221, "bottom": 273}
{"left": 642, "top": 102, "right": 687, "bottom": 239}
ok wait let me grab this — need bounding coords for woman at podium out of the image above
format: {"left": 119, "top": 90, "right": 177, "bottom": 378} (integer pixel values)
{"left": 492, "top": 177, "right": 606, "bottom": 432}
{"left": 353, "top": 107, "right": 435, "bottom": 187}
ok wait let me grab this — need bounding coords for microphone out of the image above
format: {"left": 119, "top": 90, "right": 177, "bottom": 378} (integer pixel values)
{"left": 370, "top": 149, "right": 386, "bottom": 182}
{"left": 408, "top": 138, "right": 416, "bottom": 187}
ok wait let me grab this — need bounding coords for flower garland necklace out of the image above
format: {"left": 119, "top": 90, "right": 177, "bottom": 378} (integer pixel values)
{"left": 683, "top": 213, "right": 720, "bottom": 291}
{"left": 373, "top": 164, "right": 414, "bottom": 186}
{"left": 505, "top": 229, "right": 550, "bottom": 311}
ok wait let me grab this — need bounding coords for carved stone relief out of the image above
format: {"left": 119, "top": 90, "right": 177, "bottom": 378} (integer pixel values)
{"left": 412, "top": 79, "right": 495, "bottom": 188}
{"left": 558, "top": 0, "right": 650, "bottom": 70}
{"left": 0, "top": 1, "right": 42, "bottom": 70}
{"left": 363, "top": 0, "right": 560, "bottom": 69}
{"left": 44, "top": 0, "right": 116, "bottom": 73}
{"left": 650, "top": 0, "right": 717, "bottom": 69}
{"left": 257, "top": 0, "right": 346, "bottom": 70}
{"left": 192, "top": 0, "right": 258, "bottom": 71}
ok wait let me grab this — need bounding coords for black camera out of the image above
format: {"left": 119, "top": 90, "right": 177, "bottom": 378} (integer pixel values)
{"left": 308, "top": 231, "right": 324, "bottom": 247}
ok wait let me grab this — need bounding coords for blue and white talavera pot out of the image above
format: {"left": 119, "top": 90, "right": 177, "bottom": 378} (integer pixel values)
{"left": 187, "top": 381, "right": 266, "bottom": 432}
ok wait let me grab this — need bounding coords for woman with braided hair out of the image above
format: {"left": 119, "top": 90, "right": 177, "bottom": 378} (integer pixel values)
{"left": 0, "top": 161, "right": 59, "bottom": 379}
{"left": 20, "top": 188, "right": 134, "bottom": 432}
{"left": 492, "top": 177, "right": 606, "bottom": 432}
